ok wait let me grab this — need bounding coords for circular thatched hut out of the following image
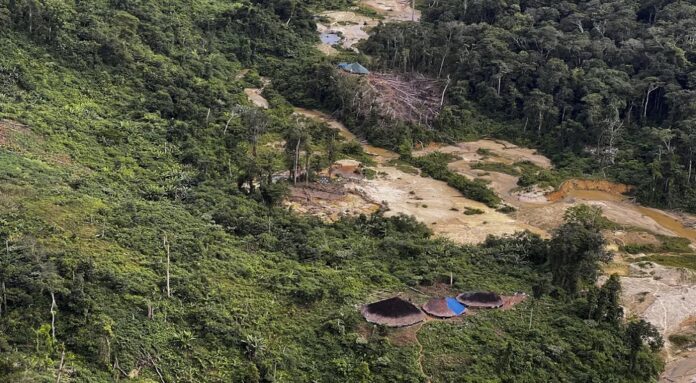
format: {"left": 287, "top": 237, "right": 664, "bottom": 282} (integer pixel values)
{"left": 422, "top": 297, "right": 467, "bottom": 318}
{"left": 361, "top": 297, "right": 426, "bottom": 327}
{"left": 456, "top": 291, "right": 504, "bottom": 309}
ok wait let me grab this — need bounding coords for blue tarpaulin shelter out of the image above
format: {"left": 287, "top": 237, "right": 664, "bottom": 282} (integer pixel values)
{"left": 338, "top": 62, "right": 369, "bottom": 75}
{"left": 422, "top": 297, "right": 467, "bottom": 318}
{"left": 446, "top": 297, "right": 467, "bottom": 315}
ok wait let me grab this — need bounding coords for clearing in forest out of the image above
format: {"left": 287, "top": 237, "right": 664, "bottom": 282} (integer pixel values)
{"left": 365, "top": 72, "right": 444, "bottom": 128}
{"left": 316, "top": 0, "right": 420, "bottom": 52}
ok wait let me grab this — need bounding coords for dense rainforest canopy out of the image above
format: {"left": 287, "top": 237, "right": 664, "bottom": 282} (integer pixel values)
{"left": 0, "top": 0, "right": 671, "bottom": 382}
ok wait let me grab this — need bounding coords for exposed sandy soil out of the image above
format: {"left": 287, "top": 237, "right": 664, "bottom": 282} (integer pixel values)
{"left": 349, "top": 165, "right": 546, "bottom": 244}
{"left": 316, "top": 11, "right": 378, "bottom": 50}
{"left": 243, "top": 88, "right": 269, "bottom": 109}
{"left": 360, "top": 0, "right": 420, "bottom": 22}
{"left": 316, "top": 0, "right": 420, "bottom": 52}
{"left": 414, "top": 140, "right": 552, "bottom": 169}
{"left": 316, "top": 43, "right": 339, "bottom": 56}
{"left": 285, "top": 183, "right": 380, "bottom": 221}
{"left": 616, "top": 262, "right": 696, "bottom": 382}
{"left": 414, "top": 141, "right": 696, "bottom": 243}
{"left": 620, "top": 263, "right": 696, "bottom": 337}
{"left": 662, "top": 352, "right": 696, "bottom": 383}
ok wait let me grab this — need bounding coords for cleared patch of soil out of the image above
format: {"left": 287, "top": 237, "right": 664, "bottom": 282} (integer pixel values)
{"left": 414, "top": 140, "right": 552, "bottom": 169}
{"left": 360, "top": 0, "right": 421, "bottom": 22}
{"left": 316, "top": 11, "right": 377, "bottom": 50}
{"left": 350, "top": 165, "right": 545, "bottom": 244}
{"left": 316, "top": 43, "right": 339, "bottom": 56}
{"left": 285, "top": 182, "right": 380, "bottom": 222}
{"left": 316, "top": 1, "right": 419, "bottom": 53}
{"left": 616, "top": 262, "right": 696, "bottom": 382}
{"left": 243, "top": 88, "right": 269, "bottom": 109}
{"left": 662, "top": 352, "right": 696, "bottom": 383}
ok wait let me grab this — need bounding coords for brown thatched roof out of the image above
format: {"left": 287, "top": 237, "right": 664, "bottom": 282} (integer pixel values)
{"left": 361, "top": 297, "right": 426, "bottom": 327}
{"left": 422, "top": 297, "right": 467, "bottom": 318}
{"left": 456, "top": 291, "right": 504, "bottom": 308}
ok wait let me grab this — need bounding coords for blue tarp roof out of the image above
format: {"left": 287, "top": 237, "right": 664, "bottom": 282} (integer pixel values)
{"left": 338, "top": 62, "right": 369, "bottom": 75}
{"left": 446, "top": 297, "right": 467, "bottom": 315}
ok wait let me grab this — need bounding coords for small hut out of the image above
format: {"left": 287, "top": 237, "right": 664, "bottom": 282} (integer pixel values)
{"left": 361, "top": 297, "right": 426, "bottom": 327}
{"left": 338, "top": 62, "right": 369, "bottom": 75}
{"left": 456, "top": 291, "right": 504, "bottom": 309}
{"left": 422, "top": 297, "right": 467, "bottom": 318}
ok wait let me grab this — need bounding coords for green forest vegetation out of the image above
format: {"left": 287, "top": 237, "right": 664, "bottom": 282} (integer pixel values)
{"left": 361, "top": 0, "right": 696, "bottom": 213}
{"left": 0, "top": 0, "right": 675, "bottom": 381}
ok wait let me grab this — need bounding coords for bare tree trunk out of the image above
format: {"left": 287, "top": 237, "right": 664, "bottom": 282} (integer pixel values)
{"left": 1, "top": 281, "right": 5, "bottom": 317}
{"left": 440, "top": 75, "right": 451, "bottom": 107}
{"left": 304, "top": 151, "right": 310, "bottom": 186}
{"left": 223, "top": 115, "right": 232, "bottom": 134}
{"left": 684, "top": 158, "right": 693, "bottom": 184}
{"left": 497, "top": 75, "right": 502, "bottom": 96}
{"left": 286, "top": 1, "right": 295, "bottom": 25}
{"left": 163, "top": 234, "right": 171, "bottom": 298}
{"left": 643, "top": 85, "right": 657, "bottom": 119}
{"left": 523, "top": 117, "right": 528, "bottom": 132}
{"left": 50, "top": 292, "right": 57, "bottom": 341}
{"left": 56, "top": 349, "right": 65, "bottom": 383}
{"left": 293, "top": 139, "right": 301, "bottom": 185}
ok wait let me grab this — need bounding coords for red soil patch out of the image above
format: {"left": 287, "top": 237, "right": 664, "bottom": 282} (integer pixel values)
{"left": 547, "top": 179, "right": 633, "bottom": 202}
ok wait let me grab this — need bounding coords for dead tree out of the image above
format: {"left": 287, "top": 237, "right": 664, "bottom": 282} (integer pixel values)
{"left": 50, "top": 291, "right": 57, "bottom": 340}
{"left": 163, "top": 234, "right": 171, "bottom": 298}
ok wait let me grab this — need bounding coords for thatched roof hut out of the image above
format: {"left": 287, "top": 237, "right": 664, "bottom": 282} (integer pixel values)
{"left": 456, "top": 291, "right": 504, "bottom": 308}
{"left": 422, "top": 297, "right": 467, "bottom": 318}
{"left": 361, "top": 297, "right": 426, "bottom": 327}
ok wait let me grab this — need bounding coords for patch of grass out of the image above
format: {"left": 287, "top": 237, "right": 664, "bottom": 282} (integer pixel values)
{"left": 621, "top": 235, "right": 693, "bottom": 255}
{"left": 404, "top": 152, "right": 501, "bottom": 208}
{"left": 363, "top": 168, "right": 377, "bottom": 180}
{"left": 471, "top": 162, "right": 520, "bottom": 176}
{"left": 656, "top": 235, "right": 694, "bottom": 253}
{"left": 668, "top": 333, "right": 696, "bottom": 349}
{"left": 639, "top": 254, "right": 696, "bottom": 271}
{"left": 515, "top": 161, "right": 569, "bottom": 190}
{"left": 464, "top": 207, "right": 484, "bottom": 215}
{"left": 476, "top": 147, "right": 496, "bottom": 159}
{"left": 497, "top": 205, "right": 516, "bottom": 214}
{"left": 387, "top": 159, "right": 419, "bottom": 175}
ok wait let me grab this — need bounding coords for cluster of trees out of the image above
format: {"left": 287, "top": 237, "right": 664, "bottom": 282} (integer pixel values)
{"left": 0, "top": 0, "right": 667, "bottom": 381}
{"left": 362, "top": 0, "right": 696, "bottom": 212}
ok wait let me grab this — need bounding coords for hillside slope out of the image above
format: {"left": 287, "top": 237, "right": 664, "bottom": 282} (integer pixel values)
{"left": 0, "top": 1, "right": 665, "bottom": 382}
